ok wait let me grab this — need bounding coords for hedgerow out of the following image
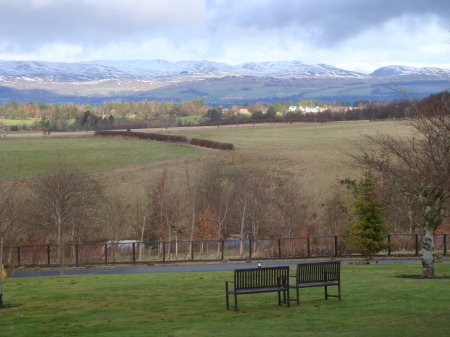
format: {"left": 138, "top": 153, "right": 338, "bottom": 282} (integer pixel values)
{"left": 190, "top": 138, "right": 234, "bottom": 150}
{"left": 94, "top": 130, "right": 188, "bottom": 143}
{"left": 94, "top": 130, "right": 234, "bottom": 150}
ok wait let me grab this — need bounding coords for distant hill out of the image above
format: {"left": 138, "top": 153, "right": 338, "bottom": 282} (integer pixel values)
{"left": 0, "top": 59, "right": 449, "bottom": 105}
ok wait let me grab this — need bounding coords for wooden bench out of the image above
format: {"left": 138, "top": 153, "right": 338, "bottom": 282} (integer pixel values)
{"left": 290, "top": 261, "right": 341, "bottom": 304}
{"left": 225, "top": 266, "right": 290, "bottom": 311}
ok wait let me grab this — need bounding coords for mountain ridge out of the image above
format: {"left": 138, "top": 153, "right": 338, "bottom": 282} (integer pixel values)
{"left": 2, "top": 59, "right": 449, "bottom": 83}
{"left": 0, "top": 59, "right": 449, "bottom": 105}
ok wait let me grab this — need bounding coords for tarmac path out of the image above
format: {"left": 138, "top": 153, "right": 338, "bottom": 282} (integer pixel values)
{"left": 12, "top": 258, "right": 447, "bottom": 278}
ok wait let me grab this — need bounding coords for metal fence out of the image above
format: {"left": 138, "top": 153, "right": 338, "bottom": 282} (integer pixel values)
{"left": 1, "top": 233, "right": 448, "bottom": 268}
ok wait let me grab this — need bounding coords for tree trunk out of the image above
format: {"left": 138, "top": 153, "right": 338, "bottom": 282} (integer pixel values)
{"left": 239, "top": 202, "right": 247, "bottom": 257}
{"left": 0, "top": 235, "right": 3, "bottom": 307}
{"left": 58, "top": 222, "right": 65, "bottom": 276}
{"left": 421, "top": 228, "right": 435, "bottom": 278}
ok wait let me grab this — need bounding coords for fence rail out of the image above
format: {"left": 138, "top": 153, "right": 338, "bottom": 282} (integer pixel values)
{"left": 2, "top": 233, "right": 448, "bottom": 268}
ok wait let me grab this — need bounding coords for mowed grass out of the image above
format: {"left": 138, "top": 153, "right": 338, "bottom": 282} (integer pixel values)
{"left": 1, "top": 263, "right": 449, "bottom": 336}
{"left": 0, "top": 137, "right": 208, "bottom": 179}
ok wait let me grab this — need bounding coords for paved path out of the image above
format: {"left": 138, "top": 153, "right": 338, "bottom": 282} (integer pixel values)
{"left": 12, "top": 258, "right": 447, "bottom": 278}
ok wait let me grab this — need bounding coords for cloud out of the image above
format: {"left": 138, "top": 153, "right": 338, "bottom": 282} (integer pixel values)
{"left": 0, "top": 0, "right": 449, "bottom": 70}
{"left": 204, "top": 0, "right": 450, "bottom": 46}
{"left": 0, "top": 0, "right": 206, "bottom": 51}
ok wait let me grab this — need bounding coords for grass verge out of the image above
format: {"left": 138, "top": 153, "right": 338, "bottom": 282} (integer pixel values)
{"left": 1, "top": 263, "right": 449, "bottom": 336}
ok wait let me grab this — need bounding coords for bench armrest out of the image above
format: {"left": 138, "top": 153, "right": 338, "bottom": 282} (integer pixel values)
{"left": 225, "top": 280, "right": 234, "bottom": 292}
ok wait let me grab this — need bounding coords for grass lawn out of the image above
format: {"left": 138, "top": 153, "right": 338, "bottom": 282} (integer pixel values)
{"left": 1, "top": 263, "right": 449, "bottom": 336}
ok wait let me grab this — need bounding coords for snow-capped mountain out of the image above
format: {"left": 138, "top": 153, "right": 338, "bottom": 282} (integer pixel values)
{"left": 240, "top": 61, "right": 364, "bottom": 78}
{"left": 1, "top": 59, "right": 449, "bottom": 83}
{"left": 0, "top": 59, "right": 368, "bottom": 82}
{"left": 370, "top": 65, "right": 450, "bottom": 77}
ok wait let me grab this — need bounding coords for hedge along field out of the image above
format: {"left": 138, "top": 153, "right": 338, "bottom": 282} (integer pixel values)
{"left": 1, "top": 263, "right": 449, "bottom": 336}
{"left": 0, "top": 137, "right": 208, "bottom": 179}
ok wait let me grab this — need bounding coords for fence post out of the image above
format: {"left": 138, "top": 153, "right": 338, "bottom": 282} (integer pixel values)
{"left": 249, "top": 239, "right": 252, "bottom": 260}
{"left": 190, "top": 242, "right": 194, "bottom": 261}
{"left": 334, "top": 235, "right": 338, "bottom": 257}
{"left": 17, "top": 246, "right": 21, "bottom": 267}
{"left": 104, "top": 243, "right": 108, "bottom": 265}
{"left": 278, "top": 239, "right": 281, "bottom": 259}
{"left": 75, "top": 245, "right": 79, "bottom": 266}
{"left": 444, "top": 234, "right": 447, "bottom": 256}
{"left": 132, "top": 243, "right": 136, "bottom": 264}
{"left": 47, "top": 245, "right": 51, "bottom": 265}
{"left": 415, "top": 234, "right": 419, "bottom": 256}
{"left": 163, "top": 242, "right": 166, "bottom": 262}
{"left": 387, "top": 235, "right": 391, "bottom": 256}
{"left": 307, "top": 238, "right": 311, "bottom": 258}
{"left": 221, "top": 240, "right": 224, "bottom": 260}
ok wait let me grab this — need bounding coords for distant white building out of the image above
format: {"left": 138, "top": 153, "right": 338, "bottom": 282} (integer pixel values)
{"left": 305, "top": 106, "right": 321, "bottom": 113}
{"left": 288, "top": 106, "right": 297, "bottom": 112}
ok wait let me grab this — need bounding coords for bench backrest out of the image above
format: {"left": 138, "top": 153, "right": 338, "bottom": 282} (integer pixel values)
{"left": 234, "top": 266, "right": 290, "bottom": 290}
{"left": 296, "top": 261, "right": 341, "bottom": 283}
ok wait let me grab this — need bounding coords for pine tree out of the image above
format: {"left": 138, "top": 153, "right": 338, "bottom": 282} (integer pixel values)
{"left": 346, "top": 171, "right": 391, "bottom": 258}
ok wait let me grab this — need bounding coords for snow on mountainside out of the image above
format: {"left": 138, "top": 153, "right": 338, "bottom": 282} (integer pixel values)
{"left": 0, "top": 59, "right": 367, "bottom": 82}
{"left": 1, "top": 60, "right": 449, "bottom": 84}
{"left": 0, "top": 60, "right": 132, "bottom": 81}
{"left": 240, "top": 61, "right": 365, "bottom": 78}
{"left": 370, "top": 65, "right": 450, "bottom": 77}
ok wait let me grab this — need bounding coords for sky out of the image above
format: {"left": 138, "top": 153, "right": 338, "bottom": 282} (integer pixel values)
{"left": 1, "top": 0, "right": 449, "bottom": 73}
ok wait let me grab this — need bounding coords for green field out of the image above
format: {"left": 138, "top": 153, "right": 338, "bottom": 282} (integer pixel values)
{"left": 1, "top": 263, "right": 449, "bottom": 336}
{"left": 0, "top": 120, "right": 412, "bottom": 198}
{"left": 0, "top": 119, "right": 35, "bottom": 127}
{"left": 0, "top": 137, "right": 208, "bottom": 179}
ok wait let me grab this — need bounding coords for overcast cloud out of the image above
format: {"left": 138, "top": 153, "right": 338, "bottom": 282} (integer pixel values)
{"left": 0, "top": 0, "right": 449, "bottom": 72}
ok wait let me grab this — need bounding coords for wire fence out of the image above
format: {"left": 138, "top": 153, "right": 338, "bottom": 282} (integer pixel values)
{"left": 2, "top": 233, "right": 448, "bottom": 268}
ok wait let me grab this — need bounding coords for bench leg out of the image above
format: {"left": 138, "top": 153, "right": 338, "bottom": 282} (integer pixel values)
{"left": 338, "top": 283, "right": 341, "bottom": 301}
{"left": 286, "top": 290, "right": 290, "bottom": 307}
{"left": 225, "top": 283, "right": 230, "bottom": 310}
{"left": 278, "top": 290, "right": 290, "bottom": 307}
{"left": 325, "top": 285, "right": 328, "bottom": 300}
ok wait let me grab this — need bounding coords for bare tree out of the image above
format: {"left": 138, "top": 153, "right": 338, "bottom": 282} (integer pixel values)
{"left": 28, "top": 157, "right": 102, "bottom": 275}
{"left": 184, "top": 160, "right": 201, "bottom": 258}
{"left": 351, "top": 94, "right": 450, "bottom": 277}
{"left": 274, "top": 173, "right": 309, "bottom": 237}
{"left": 197, "top": 162, "right": 231, "bottom": 241}
{"left": 0, "top": 177, "right": 18, "bottom": 307}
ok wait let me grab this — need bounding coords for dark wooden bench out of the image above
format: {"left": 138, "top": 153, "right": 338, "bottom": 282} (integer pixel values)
{"left": 225, "top": 266, "right": 290, "bottom": 311}
{"left": 290, "top": 261, "right": 341, "bottom": 304}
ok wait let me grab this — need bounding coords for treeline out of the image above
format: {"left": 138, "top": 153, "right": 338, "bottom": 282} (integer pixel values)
{"left": 0, "top": 98, "right": 208, "bottom": 131}
{"left": 1, "top": 91, "right": 449, "bottom": 132}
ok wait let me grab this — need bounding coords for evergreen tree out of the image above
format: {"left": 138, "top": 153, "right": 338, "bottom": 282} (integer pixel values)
{"left": 345, "top": 171, "right": 391, "bottom": 258}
